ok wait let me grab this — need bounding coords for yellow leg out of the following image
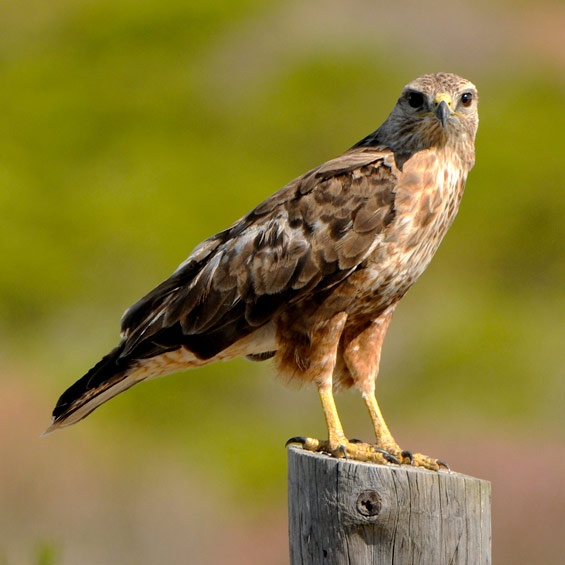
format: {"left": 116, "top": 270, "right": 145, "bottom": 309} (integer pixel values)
{"left": 289, "top": 385, "right": 401, "bottom": 463}
{"left": 285, "top": 313, "right": 352, "bottom": 456}
{"left": 361, "top": 390, "right": 444, "bottom": 470}
{"left": 286, "top": 386, "right": 348, "bottom": 456}
{"left": 362, "top": 391, "right": 399, "bottom": 451}
{"left": 319, "top": 385, "right": 347, "bottom": 448}
{"left": 284, "top": 310, "right": 446, "bottom": 470}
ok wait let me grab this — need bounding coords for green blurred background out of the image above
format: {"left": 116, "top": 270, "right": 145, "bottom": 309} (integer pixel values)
{"left": 1, "top": 0, "right": 564, "bottom": 563}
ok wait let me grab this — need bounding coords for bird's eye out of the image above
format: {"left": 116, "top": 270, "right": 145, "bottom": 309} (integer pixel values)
{"left": 407, "top": 91, "right": 425, "bottom": 108}
{"left": 461, "top": 92, "right": 473, "bottom": 107}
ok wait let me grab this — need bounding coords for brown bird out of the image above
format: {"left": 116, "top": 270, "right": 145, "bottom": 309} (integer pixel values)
{"left": 46, "top": 72, "right": 478, "bottom": 470}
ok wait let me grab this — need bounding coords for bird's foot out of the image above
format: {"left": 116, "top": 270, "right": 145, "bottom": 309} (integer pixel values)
{"left": 286, "top": 437, "right": 448, "bottom": 471}
{"left": 372, "top": 441, "right": 449, "bottom": 471}
{"left": 287, "top": 436, "right": 393, "bottom": 464}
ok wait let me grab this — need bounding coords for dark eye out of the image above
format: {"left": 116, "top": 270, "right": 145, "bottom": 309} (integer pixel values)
{"left": 461, "top": 91, "right": 473, "bottom": 107}
{"left": 407, "top": 91, "right": 425, "bottom": 108}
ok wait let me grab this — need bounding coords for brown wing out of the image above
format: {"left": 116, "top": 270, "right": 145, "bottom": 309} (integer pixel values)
{"left": 119, "top": 147, "right": 398, "bottom": 362}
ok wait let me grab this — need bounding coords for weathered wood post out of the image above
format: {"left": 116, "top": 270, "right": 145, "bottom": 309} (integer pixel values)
{"left": 288, "top": 446, "right": 491, "bottom": 564}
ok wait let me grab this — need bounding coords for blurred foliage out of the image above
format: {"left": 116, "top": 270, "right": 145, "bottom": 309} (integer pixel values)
{"left": 1, "top": 0, "right": 564, "bottom": 513}
{"left": 35, "top": 541, "right": 60, "bottom": 565}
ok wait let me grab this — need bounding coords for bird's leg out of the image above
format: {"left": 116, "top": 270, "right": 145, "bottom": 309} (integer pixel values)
{"left": 361, "top": 389, "right": 443, "bottom": 470}
{"left": 292, "top": 383, "right": 408, "bottom": 464}
{"left": 342, "top": 308, "right": 445, "bottom": 470}
{"left": 361, "top": 390, "right": 399, "bottom": 453}
{"left": 286, "top": 312, "right": 350, "bottom": 457}
{"left": 319, "top": 384, "right": 347, "bottom": 450}
{"left": 314, "top": 385, "right": 398, "bottom": 463}
{"left": 291, "top": 384, "right": 349, "bottom": 457}
{"left": 287, "top": 312, "right": 397, "bottom": 463}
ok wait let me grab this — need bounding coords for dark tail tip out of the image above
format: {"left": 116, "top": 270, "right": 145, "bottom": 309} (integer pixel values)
{"left": 50, "top": 344, "right": 127, "bottom": 427}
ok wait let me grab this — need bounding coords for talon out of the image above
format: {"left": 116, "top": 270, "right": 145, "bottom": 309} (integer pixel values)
{"left": 437, "top": 459, "right": 451, "bottom": 472}
{"left": 373, "top": 447, "right": 401, "bottom": 465}
{"left": 286, "top": 436, "right": 307, "bottom": 447}
{"left": 400, "top": 450, "right": 414, "bottom": 465}
{"left": 349, "top": 438, "right": 363, "bottom": 444}
{"left": 285, "top": 437, "right": 321, "bottom": 451}
{"left": 337, "top": 444, "right": 348, "bottom": 458}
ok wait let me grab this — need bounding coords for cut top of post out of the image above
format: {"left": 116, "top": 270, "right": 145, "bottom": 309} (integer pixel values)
{"left": 287, "top": 447, "right": 491, "bottom": 565}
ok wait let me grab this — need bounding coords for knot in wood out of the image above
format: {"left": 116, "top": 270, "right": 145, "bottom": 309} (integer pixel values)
{"left": 356, "top": 490, "right": 382, "bottom": 517}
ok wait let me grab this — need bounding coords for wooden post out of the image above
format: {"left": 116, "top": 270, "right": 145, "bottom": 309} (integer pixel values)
{"left": 288, "top": 446, "right": 491, "bottom": 564}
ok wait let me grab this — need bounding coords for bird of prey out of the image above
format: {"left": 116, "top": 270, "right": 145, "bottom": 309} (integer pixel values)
{"left": 46, "top": 72, "right": 478, "bottom": 470}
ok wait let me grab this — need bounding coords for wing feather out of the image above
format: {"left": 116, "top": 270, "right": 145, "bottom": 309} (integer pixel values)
{"left": 119, "top": 148, "right": 398, "bottom": 360}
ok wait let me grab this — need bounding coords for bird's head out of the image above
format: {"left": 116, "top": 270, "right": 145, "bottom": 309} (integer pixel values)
{"left": 376, "top": 72, "right": 478, "bottom": 167}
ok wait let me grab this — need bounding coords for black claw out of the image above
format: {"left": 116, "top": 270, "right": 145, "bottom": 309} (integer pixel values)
{"left": 337, "top": 444, "right": 348, "bottom": 459}
{"left": 373, "top": 447, "right": 401, "bottom": 465}
{"left": 400, "top": 450, "right": 414, "bottom": 465}
{"left": 437, "top": 459, "right": 451, "bottom": 472}
{"left": 286, "top": 436, "right": 307, "bottom": 447}
{"left": 349, "top": 438, "right": 363, "bottom": 444}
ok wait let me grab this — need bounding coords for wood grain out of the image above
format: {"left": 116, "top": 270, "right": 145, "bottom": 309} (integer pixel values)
{"left": 288, "top": 446, "right": 491, "bottom": 564}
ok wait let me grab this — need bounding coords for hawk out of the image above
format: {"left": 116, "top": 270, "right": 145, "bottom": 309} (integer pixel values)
{"left": 46, "top": 72, "right": 478, "bottom": 470}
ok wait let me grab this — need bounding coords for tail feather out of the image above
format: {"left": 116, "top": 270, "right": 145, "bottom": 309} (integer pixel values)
{"left": 44, "top": 345, "right": 138, "bottom": 434}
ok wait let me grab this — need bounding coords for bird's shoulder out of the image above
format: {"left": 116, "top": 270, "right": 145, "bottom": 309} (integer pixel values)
{"left": 220, "top": 146, "right": 399, "bottom": 251}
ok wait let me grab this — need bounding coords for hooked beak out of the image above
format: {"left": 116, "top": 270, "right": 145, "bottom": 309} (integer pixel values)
{"left": 434, "top": 93, "right": 452, "bottom": 128}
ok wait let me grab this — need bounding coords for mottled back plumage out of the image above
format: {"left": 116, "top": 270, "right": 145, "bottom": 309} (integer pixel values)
{"left": 47, "top": 71, "right": 479, "bottom": 458}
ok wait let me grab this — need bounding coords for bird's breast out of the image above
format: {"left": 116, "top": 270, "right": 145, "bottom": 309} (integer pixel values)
{"left": 339, "top": 149, "right": 467, "bottom": 318}
{"left": 387, "top": 149, "right": 465, "bottom": 262}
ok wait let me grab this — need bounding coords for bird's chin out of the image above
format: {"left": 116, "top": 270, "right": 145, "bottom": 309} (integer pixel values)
{"left": 411, "top": 121, "right": 451, "bottom": 150}
{"left": 435, "top": 121, "right": 452, "bottom": 139}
